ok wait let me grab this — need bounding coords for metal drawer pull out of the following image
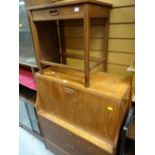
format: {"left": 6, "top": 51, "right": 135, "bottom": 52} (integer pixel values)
{"left": 49, "top": 9, "right": 59, "bottom": 16}
{"left": 63, "top": 87, "right": 74, "bottom": 94}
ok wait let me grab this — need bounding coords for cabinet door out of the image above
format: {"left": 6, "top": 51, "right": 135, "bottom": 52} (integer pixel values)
{"left": 19, "top": 98, "right": 32, "bottom": 130}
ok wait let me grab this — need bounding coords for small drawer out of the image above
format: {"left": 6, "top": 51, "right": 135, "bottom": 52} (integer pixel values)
{"left": 32, "top": 5, "right": 84, "bottom": 21}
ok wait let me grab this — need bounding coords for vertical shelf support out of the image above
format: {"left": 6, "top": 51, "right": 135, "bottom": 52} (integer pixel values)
{"left": 84, "top": 4, "right": 90, "bottom": 87}
{"left": 28, "top": 11, "right": 43, "bottom": 73}
{"left": 57, "top": 20, "right": 66, "bottom": 64}
{"left": 103, "top": 18, "right": 109, "bottom": 72}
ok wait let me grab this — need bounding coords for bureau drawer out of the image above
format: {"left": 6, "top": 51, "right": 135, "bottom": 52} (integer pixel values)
{"left": 38, "top": 115, "right": 112, "bottom": 155}
{"left": 45, "top": 138, "right": 69, "bottom": 155}
{"left": 32, "top": 5, "right": 84, "bottom": 21}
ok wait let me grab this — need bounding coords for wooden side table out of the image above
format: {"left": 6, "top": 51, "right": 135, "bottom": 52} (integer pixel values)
{"left": 26, "top": 0, "right": 112, "bottom": 87}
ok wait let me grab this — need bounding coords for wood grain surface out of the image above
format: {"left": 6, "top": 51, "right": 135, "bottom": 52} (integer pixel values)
{"left": 35, "top": 67, "right": 131, "bottom": 147}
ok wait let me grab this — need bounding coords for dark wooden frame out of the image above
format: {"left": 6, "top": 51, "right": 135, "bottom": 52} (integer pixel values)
{"left": 26, "top": 0, "right": 112, "bottom": 87}
{"left": 19, "top": 64, "right": 43, "bottom": 140}
{"left": 19, "top": 94, "right": 42, "bottom": 140}
{"left": 119, "top": 106, "right": 135, "bottom": 155}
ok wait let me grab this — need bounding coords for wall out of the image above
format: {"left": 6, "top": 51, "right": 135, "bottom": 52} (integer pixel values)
{"left": 64, "top": 0, "right": 135, "bottom": 77}
{"left": 104, "top": 0, "right": 135, "bottom": 76}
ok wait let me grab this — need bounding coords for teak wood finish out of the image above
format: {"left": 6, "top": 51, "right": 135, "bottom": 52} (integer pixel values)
{"left": 25, "top": 0, "right": 132, "bottom": 154}
{"left": 35, "top": 67, "right": 131, "bottom": 155}
{"left": 26, "top": 0, "right": 112, "bottom": 87}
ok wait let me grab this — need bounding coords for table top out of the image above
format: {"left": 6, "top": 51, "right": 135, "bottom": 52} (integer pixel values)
{"left": 27, "top": 0, "right": 112, "bottom": 10}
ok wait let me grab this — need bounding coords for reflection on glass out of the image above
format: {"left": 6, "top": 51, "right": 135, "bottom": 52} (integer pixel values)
{"left": 19, "top": 99, "right": 32, "bottom": 129}
{"left": 27, "top": 104, "right": 40, "bottom": 134}
{"left": 19, "top": 0, "right": 37, "bottom": 66}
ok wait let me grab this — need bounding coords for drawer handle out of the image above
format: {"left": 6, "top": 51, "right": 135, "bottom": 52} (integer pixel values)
{"left": 49, "top": 9, "right": 59, "bottom": 16}
{"left": 63, "top": 87, "right": 74, "bottom": 94}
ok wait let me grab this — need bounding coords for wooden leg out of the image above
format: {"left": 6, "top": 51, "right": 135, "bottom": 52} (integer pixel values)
{"left": 28, "top": 11, "right": 43, "bottom": 73}
{"left": 58, "top": 21, "right": 66, "bottom": 64}
{"left": 84, "top": 5, "right": 90, "bottom": 87}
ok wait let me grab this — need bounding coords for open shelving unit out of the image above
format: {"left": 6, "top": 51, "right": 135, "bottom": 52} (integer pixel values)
{"left": 19, "top": 66, "right": 37, "bottom": 91}
{"left": 19, "top": 65, "right": 42, "bottom": 140}
{"left": 19, "top": 0, "right": 42, "bottom": 140}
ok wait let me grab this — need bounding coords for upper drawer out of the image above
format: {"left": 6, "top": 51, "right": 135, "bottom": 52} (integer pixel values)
{"left": 32, "top": 5, "right": 84, "bottom": 21}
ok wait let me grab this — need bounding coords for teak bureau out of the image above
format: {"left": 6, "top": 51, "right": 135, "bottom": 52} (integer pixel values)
{"left": 25, "top": 0, "right": 131, "bottom": 154}
{"left": 36, "top": 67, "right": 131, "bottom": 155}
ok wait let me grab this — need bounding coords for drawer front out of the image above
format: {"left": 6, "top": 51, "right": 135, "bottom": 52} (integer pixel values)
{"left": 39, "top": 115, "right": 112, "bottom": 155}
{"left": 32, "top": 5, "right": 84, "bottom": 21}
{"left": 36, "top": 75, "right": 119, "bottom": 142}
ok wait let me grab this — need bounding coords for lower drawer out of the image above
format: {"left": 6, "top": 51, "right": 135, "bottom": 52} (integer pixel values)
{"left": 39, "top": 114, "right": 112, "bottom": 155}
{"left": 45, "top": 138, "right": 69, "bottom": 155}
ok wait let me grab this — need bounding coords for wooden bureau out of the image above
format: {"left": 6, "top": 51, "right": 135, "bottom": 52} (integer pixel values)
{"left": 35, "top": 67, "right": 131, "bottom": 155}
